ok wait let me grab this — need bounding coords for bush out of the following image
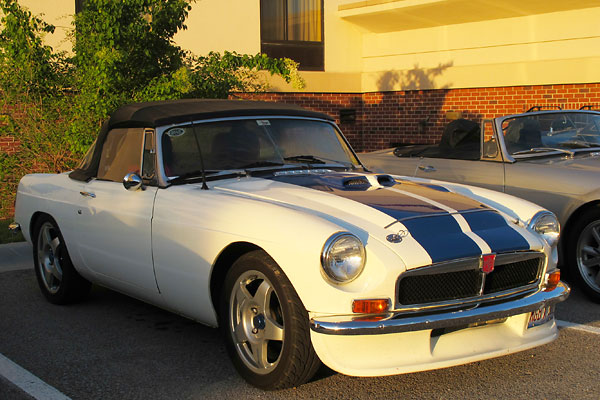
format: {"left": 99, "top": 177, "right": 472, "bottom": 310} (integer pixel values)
{"left": 0, "top": 0, "right": 303, "bottom": 219}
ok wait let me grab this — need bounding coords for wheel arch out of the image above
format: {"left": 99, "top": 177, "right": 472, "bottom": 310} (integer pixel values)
{"left": 209, "top": 241, "right": 262, "bottom": 319}
{"left": 560, "top": 200, "right": 600, "bottom": 265}
{"left": 29, "top": 211, "right": 53, "bottom": 241}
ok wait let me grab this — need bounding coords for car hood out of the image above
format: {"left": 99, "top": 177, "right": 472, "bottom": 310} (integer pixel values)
{"left": 518, "top": 151, "right": 600, "bottom": 171}
{"left": 212, "top": 171, "right": 535, "bottom": 266}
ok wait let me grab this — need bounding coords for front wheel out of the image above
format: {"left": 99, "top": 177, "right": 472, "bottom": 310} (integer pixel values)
{"left": 568, "top": 208, "right": 600, "bottom": 302}
{"left": 220, "top": 251, "right": 320, "bottom": 390}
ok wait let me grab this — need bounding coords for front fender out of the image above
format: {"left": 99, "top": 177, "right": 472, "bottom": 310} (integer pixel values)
{"left": 151, "top": 185, "right": 407, "bottom": 326}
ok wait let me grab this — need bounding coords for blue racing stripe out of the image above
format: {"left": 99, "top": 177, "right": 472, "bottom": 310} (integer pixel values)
{"left": 402, "top": 215, "right": 482, "bottom": 263}
{"left": 462, "top": 210, "right": 531, "bottom": 253}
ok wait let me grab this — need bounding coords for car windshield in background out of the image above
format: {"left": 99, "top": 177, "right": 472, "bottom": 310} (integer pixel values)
{"left": 502, "top": 112, "right": 600, "bottom": 157}
{"left": 162, "top": 118, "right": 360, "bottom": 178}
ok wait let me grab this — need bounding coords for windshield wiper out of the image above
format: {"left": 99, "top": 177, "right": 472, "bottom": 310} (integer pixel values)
{"left": 284, "top": 155, "right": 327, "bottom": 164}
{"left": 169, "top": 169, "right": 246, "bottom": 185}
{"left": 239, "top": 161, "right": 285, "bottom": 169}
{"left": 512, "top": 147, "right": 575, "bottom": 157}
{"left": 560, "top": 141, "right": 592, "bottom": 149}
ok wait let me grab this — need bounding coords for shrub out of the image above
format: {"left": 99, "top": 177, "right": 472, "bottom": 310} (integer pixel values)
{"left": 0, "top": 0, "right": 303, "bottom": 219}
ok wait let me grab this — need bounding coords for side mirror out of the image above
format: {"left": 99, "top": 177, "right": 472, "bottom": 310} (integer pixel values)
{"left": 123, "top": 173, "right": 143, "bottom": 191}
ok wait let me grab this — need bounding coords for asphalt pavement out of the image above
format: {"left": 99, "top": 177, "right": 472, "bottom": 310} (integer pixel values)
{"left": 1, "top": 242, "right": 599, "bottom": 399}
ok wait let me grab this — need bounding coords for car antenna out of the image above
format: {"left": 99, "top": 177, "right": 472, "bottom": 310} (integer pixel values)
{"left": 190, "top": 119, "right": 209, "bottom": 190}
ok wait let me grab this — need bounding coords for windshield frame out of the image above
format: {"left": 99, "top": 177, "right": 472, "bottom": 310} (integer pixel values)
{"left": 494, "top": 110, "right": 600, "bottom": 162}
{"left": 154, "top": 115, "right": 365, "bottom": 187}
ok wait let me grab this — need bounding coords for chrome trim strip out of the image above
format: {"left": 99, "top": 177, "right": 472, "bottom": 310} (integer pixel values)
{"left": 310, "top": 282, "right": 570, "bottom": 336}
{"left": 394, "top": 283, "right": 539, "bottom": 314}
{"left": 8, "top": 222, "right": 21, "bottom": 234}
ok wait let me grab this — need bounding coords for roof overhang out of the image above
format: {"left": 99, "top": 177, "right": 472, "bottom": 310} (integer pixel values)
{"left": 338, "top": 0, "right": 599, "bottom": 32}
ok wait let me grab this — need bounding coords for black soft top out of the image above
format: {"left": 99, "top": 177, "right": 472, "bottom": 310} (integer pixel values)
{"left": 108, "top": 99, "right": 333, "bottom": 129}
{"left": 70, "top": 99, "right": 333, "bottom": 182}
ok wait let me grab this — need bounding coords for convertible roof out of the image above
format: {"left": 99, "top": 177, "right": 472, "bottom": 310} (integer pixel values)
{"left": 70, "top": 99, "right": 333, "bottom": 182}
{"left": 108, "top": 99, "right": 333, "bottom": 129}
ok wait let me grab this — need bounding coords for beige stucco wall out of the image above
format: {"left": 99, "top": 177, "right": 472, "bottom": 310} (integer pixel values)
{"left": 175, "top": 0, "right": 261, "bottom": 55}
{"left": 12, "top": 0, "right": 600, "bottom": 93}
{"left": 19, "top": 0, "right": 74, "bottom": 53}
{"left": 358, "top": 6, "right": 600, "bottom": 92}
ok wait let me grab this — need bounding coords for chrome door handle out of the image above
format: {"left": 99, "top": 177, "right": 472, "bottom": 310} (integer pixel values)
{"left": 418, "top": 165, "right": 436, "bottom": 172}
{"left": 80, "top": 191, "right": 96, "bottom": 198}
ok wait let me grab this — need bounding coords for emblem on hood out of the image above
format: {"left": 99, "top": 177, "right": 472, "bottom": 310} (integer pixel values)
{"left": 386, "top": 230, "right": 408, "bottom": 243}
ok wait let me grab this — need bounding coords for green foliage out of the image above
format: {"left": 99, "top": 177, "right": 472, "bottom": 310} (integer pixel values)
{"left": 0, "top": 0, "right": 304, "bottom": 219}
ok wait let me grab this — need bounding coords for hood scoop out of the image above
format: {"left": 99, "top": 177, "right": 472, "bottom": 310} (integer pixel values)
{"left": 343, "top": 177, "right": 371, "bottom": 190}
{"left": 376, "top": 174, "right": 396, "bottom": 187}
{"left": 342, "top": 174, "right": 396, "bottom": 190}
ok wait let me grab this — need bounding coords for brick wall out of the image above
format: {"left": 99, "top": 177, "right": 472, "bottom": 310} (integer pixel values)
{"left": 0, "top": 136, "right": 19, "bottom": 155}
{"left": 236, "top": 83, "right": 600, "bottom": 151}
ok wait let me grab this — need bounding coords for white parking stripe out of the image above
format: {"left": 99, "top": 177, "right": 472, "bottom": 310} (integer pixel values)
{"left": 557, "top": 320, "right": 600, "bottom": 335}
{"left": 0, "top": 353, "right": 71, "bottom": 400}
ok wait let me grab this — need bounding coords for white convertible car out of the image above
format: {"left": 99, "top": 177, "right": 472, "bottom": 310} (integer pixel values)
{"left": 10, "top": 100, "right": 569, "bottom": 389}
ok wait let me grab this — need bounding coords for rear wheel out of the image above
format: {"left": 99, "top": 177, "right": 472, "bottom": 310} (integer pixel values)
{"left": 33, "top": 216, "right": 91, "bottom": 304}
{"left": 568, "top": 208, "right": 600, "bottom": 302}
{"left": 220, "top": 250, "right": 320, "bottom": 390}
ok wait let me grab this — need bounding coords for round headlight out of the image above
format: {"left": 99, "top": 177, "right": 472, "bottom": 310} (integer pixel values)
{"left": 321, "top": 232, "right": 366, "bottom": 283}
{"left": 528, "top": 211, "right": 560, "bottom": 247}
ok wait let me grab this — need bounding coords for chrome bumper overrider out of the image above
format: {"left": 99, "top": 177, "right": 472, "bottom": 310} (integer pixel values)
{"left": 8, "top": 222, "right": 21, "bottom": 234}
{"left": 311, "top": 282, "right": 570, "bottom": 336}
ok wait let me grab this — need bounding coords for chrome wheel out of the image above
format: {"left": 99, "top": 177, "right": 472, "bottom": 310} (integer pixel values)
{"left": 36, "top": 222, "right": 63, "bottom": 294}
{"left": 228, "top": 270, "right": 285, "bottom": 375}
{"left": 576, "top": 220, "right": 600, "bottom": 294}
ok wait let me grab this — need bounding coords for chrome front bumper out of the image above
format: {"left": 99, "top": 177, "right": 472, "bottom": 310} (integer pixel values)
{"left": 311, "top": 281, "right": 570, "bottom": 336}
{"left": 8, "top": 222, "right": 21, "bottom": 234}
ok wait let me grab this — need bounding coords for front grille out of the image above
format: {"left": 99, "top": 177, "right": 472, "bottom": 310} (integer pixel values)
{"left": 397, "top": 253, "right": 544, "bottom": 306}
{"left": 484, "top": 258, "right": 541, "bottom": 293}
{"left": 398, "top": 269, "right": 482, "bottom": 304}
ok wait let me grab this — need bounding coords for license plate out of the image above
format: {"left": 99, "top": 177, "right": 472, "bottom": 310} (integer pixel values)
{"left": 527, "top": 305, "right": 554, "bottom": 329}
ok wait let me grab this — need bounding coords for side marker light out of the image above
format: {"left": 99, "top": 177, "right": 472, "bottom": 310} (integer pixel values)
{"left": 352, "top": 299, "right": 390, "bottom": 314}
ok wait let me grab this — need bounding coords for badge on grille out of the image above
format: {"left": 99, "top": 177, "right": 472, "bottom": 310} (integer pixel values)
{"left": 481, "top": 254, "right": 496, "bottom": 274}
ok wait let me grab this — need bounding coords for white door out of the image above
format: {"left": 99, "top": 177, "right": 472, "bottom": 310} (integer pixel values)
{"left": 73, "top": 127, "right": 161, "bottom": 302}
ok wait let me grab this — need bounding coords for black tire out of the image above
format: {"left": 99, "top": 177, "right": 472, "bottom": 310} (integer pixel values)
{"left": 567, "top": 208, "right": 600, "bottom": 302}
{"left": 219, "top": 250, "right": 321, "bottom": 390}
{"left": 32, "top": 215, "right": 92, "bottom": 304}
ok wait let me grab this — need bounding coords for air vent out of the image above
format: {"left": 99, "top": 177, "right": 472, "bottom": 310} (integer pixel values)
{"left": 343, "top": 177, "right": 370, "bottom": 189}
{"left": 376, "top": 175, "right": 396, "bottom": 187}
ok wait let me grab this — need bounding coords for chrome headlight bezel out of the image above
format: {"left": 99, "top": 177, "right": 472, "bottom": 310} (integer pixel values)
{"left": 320, "top": 232, "right": 366, "bottom": 284}
{"left": 527, "top": 211, "right": 560, "bottom": 248}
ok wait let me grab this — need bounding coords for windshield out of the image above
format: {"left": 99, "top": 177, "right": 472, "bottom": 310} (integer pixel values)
{"left": 501, "top": 112, "right": 600, "bottom": 156}
{"left": 161, "top": 118, "right": 361, "bottom": 178}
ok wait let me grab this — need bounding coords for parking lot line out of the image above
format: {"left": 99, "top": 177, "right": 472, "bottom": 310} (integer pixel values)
{"left": 0, "top": 353, "right": 71, "bottom": 400}
{"left": 557, "top": 319, "right": 600, "bottom": 335}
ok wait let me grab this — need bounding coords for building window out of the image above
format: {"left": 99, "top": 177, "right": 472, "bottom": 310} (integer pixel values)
{"left": 260, "top": 0, "right": 324, "bottom": 71}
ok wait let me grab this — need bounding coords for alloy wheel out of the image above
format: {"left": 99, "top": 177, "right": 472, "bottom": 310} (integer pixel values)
{"left": 37, "top": 222, "right": 63, "bottom": 294}
{"left": 576, "top": 220, "right": 600, "bottom": 294}
{"left": 228, "top": 270, "right": 285, "bottom": 375}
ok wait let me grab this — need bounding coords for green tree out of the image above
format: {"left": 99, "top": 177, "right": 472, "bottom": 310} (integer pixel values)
{"left": 0, "top": 0, "right": 304, "bottom": 219}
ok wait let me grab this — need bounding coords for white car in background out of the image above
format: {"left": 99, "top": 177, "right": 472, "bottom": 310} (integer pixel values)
{"left": 11, "top": 100, "right": 568, "bottom": 389}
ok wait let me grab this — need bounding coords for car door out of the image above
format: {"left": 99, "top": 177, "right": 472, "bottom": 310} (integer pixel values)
{"left": 74, "top": 128, "right": 161, "bottom": 302}
{"left": 414, "top": 120, "right": 505, "bottom": 192}
{"left": 359, "top": 149, "right": 422, "bottom": 177}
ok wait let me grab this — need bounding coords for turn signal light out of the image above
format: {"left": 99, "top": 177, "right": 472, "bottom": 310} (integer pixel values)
{"left": 352, "top": 299, "right": 390, "bottom": 314}
{"left": 545, "top": 271, "right": 561, "bottom": 291}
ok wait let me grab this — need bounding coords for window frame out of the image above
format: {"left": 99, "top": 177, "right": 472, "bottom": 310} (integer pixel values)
{"left": 260, "top": 0, "right": 325, "bottom": 71}
{"left": 95, "top": 127, "right": 146, "bottom": 183}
